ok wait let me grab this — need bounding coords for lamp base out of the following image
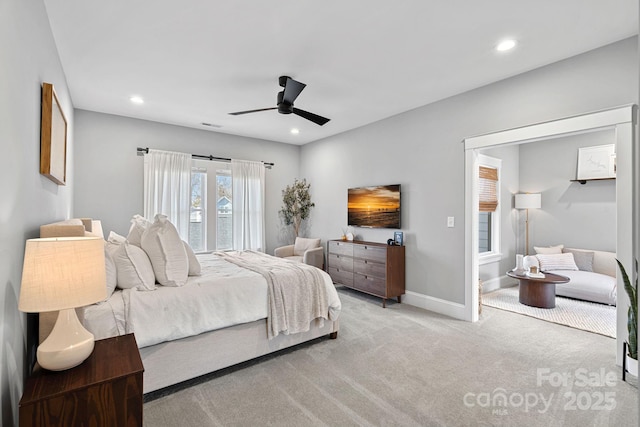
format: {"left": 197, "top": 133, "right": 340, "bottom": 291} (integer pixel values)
{"left": 37, "top": 308, "right": 95, "bottom": 371}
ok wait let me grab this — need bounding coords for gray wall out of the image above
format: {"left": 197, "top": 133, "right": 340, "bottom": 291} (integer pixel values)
{"left": 1, "top": 0, "right": 75, "bottom": 425}
{"left": 519, "top": 130, "right": 617, "bottom": 252}
{"left": 301, "top": 37, "right": 637, "bottom": 305}
{"left": 73, "top": 110, "right": 302, "bottom": 253}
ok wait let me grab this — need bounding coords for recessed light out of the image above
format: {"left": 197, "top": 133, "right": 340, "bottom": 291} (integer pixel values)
{"left": 290, "top": 128, "right": 300, "bottom": 135}
{"left": 130, "top": 95, "right": 144, "bottom": 104}
{"left": 496, "top": 39, "right": 517, "bottom": 52}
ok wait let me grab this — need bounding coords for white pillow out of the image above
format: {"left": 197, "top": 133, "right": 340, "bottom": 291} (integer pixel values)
{"left": 127, "top": 215, "right": 151, "bottom": 247}
{"left": 104, "top": 245, "right": 118, "bottom": 299}
{"left": 293, "top": 237, "right": 321, "bottom": 256}
{"left": 141, "top": 214, "right": 188, "bottom": 287}
{"left": 536, "top": 253, "right": 579, "bottom": 271}
{"left": 183, "top": 241, "right": 201, "bottom": 276}
{"left": 534, "top": 245, "right": 564, "bottom": 255}
{"left": 107, "top": 231, "right": 126, "bottom": 244}
{"left": 113, "top": 241, "right": 156, "bottom": 290}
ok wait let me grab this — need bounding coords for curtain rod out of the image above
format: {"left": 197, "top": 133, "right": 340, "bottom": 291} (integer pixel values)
{"left": 136, "top": 147, "right": 274, "bottom": 168}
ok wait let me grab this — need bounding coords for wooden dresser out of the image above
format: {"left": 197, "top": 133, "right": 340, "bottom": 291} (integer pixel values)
{"left": 327, "top": 240, "right": 405, "bottom": 307}
{"left": 19, "top": 334, "right": 144, "bottom": 427}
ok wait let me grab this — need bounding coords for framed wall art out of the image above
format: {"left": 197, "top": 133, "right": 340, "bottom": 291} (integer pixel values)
{"left": 576, "top": 144, "right": 616, "bottom": 180}
{"left": 40, "top": 82, "right": 67, "bottom": 185}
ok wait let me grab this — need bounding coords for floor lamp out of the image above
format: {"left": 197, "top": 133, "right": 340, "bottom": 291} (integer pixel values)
{"left": 515, "top": 193, "right": 541, "bottom": 255}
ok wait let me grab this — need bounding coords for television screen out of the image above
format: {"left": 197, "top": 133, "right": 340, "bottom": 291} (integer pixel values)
{"left": 348, "top": 185, "right": 401, "bottom": 229}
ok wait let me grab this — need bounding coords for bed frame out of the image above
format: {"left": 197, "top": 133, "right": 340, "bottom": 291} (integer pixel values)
{"left": 37, "top": 219, "right": 339, "bottom": 394}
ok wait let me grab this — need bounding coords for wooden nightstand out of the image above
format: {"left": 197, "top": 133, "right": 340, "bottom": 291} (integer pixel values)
{"left": 19, "top": 334, "right": 144, "bottom": 427}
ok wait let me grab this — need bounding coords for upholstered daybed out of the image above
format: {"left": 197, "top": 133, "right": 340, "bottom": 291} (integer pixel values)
{"left": 38, "top": 218, "right": 341, "bottom": 394}
{"left": 532, "top": 245, "right": 617, "bottom": 306}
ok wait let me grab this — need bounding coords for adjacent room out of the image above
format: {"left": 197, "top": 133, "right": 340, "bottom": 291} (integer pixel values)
{"left": 2, "top": 1, "right": 638, "bottom": 426}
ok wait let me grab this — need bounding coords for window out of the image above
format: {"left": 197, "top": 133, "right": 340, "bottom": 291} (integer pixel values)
{"left": 189, "top": 168, "right": 207, "bottom": 252}
{"left": 189, "top": 160, "right": 236, "bottom": 252}
{"left": 478, "top": 154, "right": 501, "bottom": 264}
{"left": 216, "top": 170, "right": 232, "bottom": 250}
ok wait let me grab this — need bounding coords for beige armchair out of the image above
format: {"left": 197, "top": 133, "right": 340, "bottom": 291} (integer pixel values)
{"left": 274, "top": 237, "right": 324, "bottom": 269}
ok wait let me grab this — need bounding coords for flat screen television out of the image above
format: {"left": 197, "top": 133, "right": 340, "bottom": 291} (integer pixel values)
{"left": 348, "top": 184, "right": 401, "bottom": 229}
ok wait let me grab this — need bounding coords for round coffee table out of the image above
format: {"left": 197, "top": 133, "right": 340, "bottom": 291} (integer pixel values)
{"left": 506, "top": 270, "right": 570, "bottom": 309}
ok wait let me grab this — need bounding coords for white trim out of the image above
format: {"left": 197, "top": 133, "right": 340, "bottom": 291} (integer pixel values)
{"left": 480, "top": 275, "right": 515, "bottom": 294}
{"left": 403, "top": 291, "right": 467, "bottom": 320}
{"left": 478, "top": 253, "right": 501, "bottom": 265}
{"left": 464, "top": 104, "right": 636, "bottom": 149}
{"left": 463, "top": 104, "right": 637, "bottom": 367}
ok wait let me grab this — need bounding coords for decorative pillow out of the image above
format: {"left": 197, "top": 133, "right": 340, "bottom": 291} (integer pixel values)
{"left": 183, "top": 241, "right": 201, "bottom": 276}
{"left": 107, "top": 231, "right": 127, "bottom": 244}
{"left": 127, "top": 215, "right": 151, "bottom": 247}
{"left": 536, "top": 253, "right": 579, "bottom": 271}
{"left": 141, "top": 214, "right": 189, "bottom": 287}
{"left": 104, "top": 245, "right": 118, "bottom": 299}
{"left": 562, "top": 248, "right": 594, "bottom": 272}
{"left": 113, "top": 241, "right": 156, "bottom": 290}
{"left": 293, "top": 237, "right": 321, "bottom": 256}
{"left": 534, "top": 244, "right": 564, "bottom": 255}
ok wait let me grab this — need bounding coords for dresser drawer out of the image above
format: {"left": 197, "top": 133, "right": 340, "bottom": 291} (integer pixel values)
{"left": 354, "top": 274, "right": 385, "bottom": 296}
{"left": 353, "top": 258, "right": 386, "bottom": 279}
{"left": 328, "top": 267, "right": 354, "bottom": 286}
{"left": 328, "top": 253, "right": 353, "bottom": 272}
{"left": 328, "top": 241, "right": 354, "bottom": 257}
{"left": 353, "top": 244, "right": 386, "bottom": 263}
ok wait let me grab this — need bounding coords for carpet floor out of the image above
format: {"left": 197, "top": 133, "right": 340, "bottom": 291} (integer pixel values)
{"left": 144, "top": 288, "right": 637, "bottom": 427}
{"left": 482, "top": 286, "right": 616, "bottom": 338}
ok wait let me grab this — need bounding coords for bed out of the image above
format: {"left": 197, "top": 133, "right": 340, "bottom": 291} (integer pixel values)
{"left": 37, "top": 218, "right": 341, "bottom": 394}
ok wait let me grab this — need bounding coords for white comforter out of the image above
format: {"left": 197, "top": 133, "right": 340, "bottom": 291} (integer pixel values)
{"left": 82, "top": 252, "right": 341, "bottom": 348}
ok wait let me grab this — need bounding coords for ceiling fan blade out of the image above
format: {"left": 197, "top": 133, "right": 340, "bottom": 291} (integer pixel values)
{"left": 282, "top": 77, "right": 306, "bottom": 105}
{"left": 228, "top": 107, "right": 277, "bottom": 116}
{"left": 292, "top": 108, "right": 330, "bottom": 126}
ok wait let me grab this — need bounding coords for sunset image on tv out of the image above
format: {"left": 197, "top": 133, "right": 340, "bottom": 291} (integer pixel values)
{"left": 348, "top": 185, "right": 400, "bottom": 228}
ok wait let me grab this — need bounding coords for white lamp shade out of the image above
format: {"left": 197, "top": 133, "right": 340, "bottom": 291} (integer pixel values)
{"left": 515, "top": 193, "right": 541, "bottom": 210}
{"left": 19, "top": 237, "right": 106, "bottom": 313}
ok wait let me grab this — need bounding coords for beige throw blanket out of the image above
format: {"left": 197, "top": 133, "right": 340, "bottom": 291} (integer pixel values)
{"left": 216, "top": 251, "right": 329, "bottom": 339}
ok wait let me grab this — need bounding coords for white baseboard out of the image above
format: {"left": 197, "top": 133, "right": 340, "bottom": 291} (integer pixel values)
{"left": 480, "top": 275, "right": 516, "bottom": 293}
{"left": 403, "top": 291, "right": 467, "bottom": 320}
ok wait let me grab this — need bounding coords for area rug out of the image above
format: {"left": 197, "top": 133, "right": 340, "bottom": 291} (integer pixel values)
{"left": 482, "top": 286, "right": 616, "bottom": 338}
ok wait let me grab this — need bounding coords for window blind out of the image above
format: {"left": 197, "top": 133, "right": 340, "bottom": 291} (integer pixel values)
{"left": 479, "top": 166, "right": 498, "bottom": 212}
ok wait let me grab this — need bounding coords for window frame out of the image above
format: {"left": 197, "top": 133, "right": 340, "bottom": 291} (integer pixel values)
{"left": 477, "top": 154, "right": 502, "bottom": 265}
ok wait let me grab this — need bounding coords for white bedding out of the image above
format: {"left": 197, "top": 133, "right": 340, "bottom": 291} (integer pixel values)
{"left": 83, "top": 252, "right": 341, "bottom": 348}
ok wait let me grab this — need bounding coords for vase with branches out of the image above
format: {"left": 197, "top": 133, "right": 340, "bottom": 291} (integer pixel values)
{"left": 279, "top": 178, "right": 315, "bottom": 238}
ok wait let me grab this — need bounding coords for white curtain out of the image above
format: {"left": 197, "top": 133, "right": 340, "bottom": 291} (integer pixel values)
{"left": 143, "top": 149, "right": 192, "bottom": 239}
{"left": 231, "top": 159, "right": 265, "bottom": 252}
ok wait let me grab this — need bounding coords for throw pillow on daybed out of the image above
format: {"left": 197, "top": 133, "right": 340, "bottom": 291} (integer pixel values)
{"left": 534, "top": 244, "right": 564, "bottom": 255}
{"left": 141, "top": 214, "right": 189, "bottom": 287}
{"left": 561, "top": 248, "right": 595, "bottom": 272}
{"left": 536, "top": 253, "right": 579, "bottom": 272}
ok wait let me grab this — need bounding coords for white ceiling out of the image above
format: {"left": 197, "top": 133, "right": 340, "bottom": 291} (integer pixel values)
{"left": 43, "top": 0, "right": 637, "bottom": 145}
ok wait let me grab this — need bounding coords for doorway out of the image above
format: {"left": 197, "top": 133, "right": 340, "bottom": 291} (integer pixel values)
{"left": 463, "top": 105, "right": 636, "bottom": 365}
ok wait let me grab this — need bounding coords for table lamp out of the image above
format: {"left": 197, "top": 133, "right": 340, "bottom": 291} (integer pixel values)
{"left": 19, "top": 236, "right": 106, "bottom": 371}
{"left": 515, "top": 193, "right": 542, "bottom": 255}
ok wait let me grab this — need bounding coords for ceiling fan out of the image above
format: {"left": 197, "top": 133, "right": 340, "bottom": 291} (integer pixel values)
{"left": 228, "top": 76, "right": 330, "bottom": 126}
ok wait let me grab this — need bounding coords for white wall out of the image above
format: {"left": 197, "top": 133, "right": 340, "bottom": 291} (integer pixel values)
{"left": 0, "top": 0, "right": 74, "bottom": 425}
{"left": 519, "top": 130, "right": 617, "bottom": 252}
{"left": 301, "top": 37, "right": 637, "bottom": 309}
{"left": 73, "top": 110, "right": 302, "bottom": 253}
